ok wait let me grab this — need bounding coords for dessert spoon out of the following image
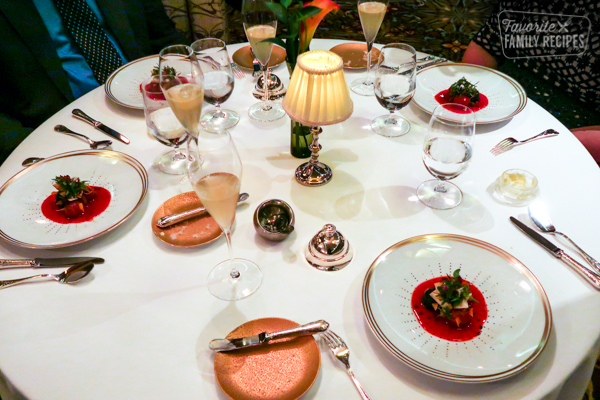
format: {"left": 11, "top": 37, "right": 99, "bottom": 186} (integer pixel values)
{"left": 0, "top": 261, "right": 95, "bottom": 289}
{"left": 54, "top": 125, "right": 113, "bottom": 149}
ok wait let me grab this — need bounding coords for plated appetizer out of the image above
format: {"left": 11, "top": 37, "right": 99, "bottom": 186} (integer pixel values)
{"left": 412, "top": 269, "right": 487, "bottom": 341}
{"left": 140, "top": 66, "right": 187, "bottom": 101}
{"left": 435, "top": 77, "right": 489, "bottom": 112}
{"left": 41, "top": 175, "right": 111, "bottom": 224}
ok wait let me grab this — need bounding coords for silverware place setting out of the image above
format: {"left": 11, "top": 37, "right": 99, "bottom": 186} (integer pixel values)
{"left": 55, "top": 125, "right": 113, "bottom": 149}
{"left": 0, "top": 260, "right": 95, "bottom": 289}
{"left": 0, "top": 256, "right": 104, "bottom": 269}
{"left": 490, "top": 129, "right": 559, "bottom": 155}
{"left": 72, "top": 109, "right": 130, "bottom": 144}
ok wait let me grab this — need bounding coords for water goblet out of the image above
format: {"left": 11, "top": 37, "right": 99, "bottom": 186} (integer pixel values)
{"left": 350, "top": 0, "right": 388, "bottom": 96}
{"left": 191, "top": 38, "right": 240, "bottom": 132}
{"left": 371, "top": 43, "right": 416, "bottom": 137}
{"left": 243, "top": 0, "right": 285, "bottom": 122}
{"left": 187, "top": 131, "right": 262, "bottom": 300}
{"left": 416, "top": 104, "right": 476, "bottom": 210}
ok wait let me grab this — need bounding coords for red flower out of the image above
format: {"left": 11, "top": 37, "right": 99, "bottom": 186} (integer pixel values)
{"left": 300, "top": 0, "right": 339, "bottom": 53}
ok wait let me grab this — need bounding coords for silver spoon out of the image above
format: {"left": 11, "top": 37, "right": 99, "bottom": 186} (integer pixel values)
{"left": 54, "top": 125, "right": 113, "bottom": 149}
{"left": 157, "top": 193, "right": 249, "bottom": 228}
{"left": 22, "top": 157, "right": 45, "bottom": 167}
{"left": 0, "top": 261, "right": 95, "bottom": 290}
{"left": 528, "top": 202, "right": 600, "bottom": 273}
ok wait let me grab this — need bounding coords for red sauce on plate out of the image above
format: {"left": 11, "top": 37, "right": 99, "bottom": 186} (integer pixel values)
{"left": 435, "top": 89, "right": 489, "bottom": 113}
{"left": 411, "top": 277, "right": 487, "bottom": 342}
{"left": 41, "top": 186, "right": 111, "bottom": 224}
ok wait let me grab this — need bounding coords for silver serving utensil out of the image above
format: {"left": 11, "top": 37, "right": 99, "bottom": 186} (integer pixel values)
{"left": 55, "top": 125, "right": 113, "bottom": 149}
{"left": 209, "top": 320, "right": 329, "bottom": 352}
{"left": 156, "top": 192, "right": 249, "bottom": 228}
{"left": 0, "top": 261, "right": 95, "bottom": 289}
{"left": 22, "top": 157, "right": 44, "bottom": 167}
{"left": 529, "top": 202, "right": 600, "bottom": 273}
{"left": 490, "top": 129, "right": 559, "bottom": 155}
{"left": 321, "top": 330, "right": 371, "bottom": 400}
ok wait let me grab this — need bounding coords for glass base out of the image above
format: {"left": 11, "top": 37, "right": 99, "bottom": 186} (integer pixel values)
{"left": 158, "top": 150, "right": 187, "bottom": 175}
{"left": 200, "top": 109, "right": 240, "bottom": 133}
{"left": 207, "top": 258, "right": 262, "bottom": 301}
{"left": 295, "top": 161, "right": 333, "bottom": 186}
{"left": 371, "top": 114, "right": 411, "bottom": 137}
{"left": 417, "top": 179, "right": 463, "bottom": 210}
{"left": 350, "top": 77, "right": 375, "bottom": 96}
{"left": 248, "top": 101, "right": 285, "bottom": 122}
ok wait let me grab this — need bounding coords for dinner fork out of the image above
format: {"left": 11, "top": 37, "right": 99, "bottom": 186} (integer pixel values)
{"left": 322, "top": 331, "right": 371, "bottom": 400}
{"left": 490, "top": 129, "right": 559, "bottom": 155}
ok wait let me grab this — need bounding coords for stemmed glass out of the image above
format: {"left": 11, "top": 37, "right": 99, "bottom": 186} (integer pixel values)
{"left": 372, "top": 43, "right": 416, "bottom": 137}
{"left": 243, "top": 0, "right": 285, "bottom": 122}
{"left": 191, "top": 38, "right": 240, "bottom": 133}
{"left": 417, "top": 104, "right": 476, "bottom": 210}
{"left": 187, "top": 131, "right": 262, "bottom": 301}
{"left": 158, "top": 45, "right": 205, "bottom": 139}
{"left": 350, "top": 0, "right": 388, "bottom": 96}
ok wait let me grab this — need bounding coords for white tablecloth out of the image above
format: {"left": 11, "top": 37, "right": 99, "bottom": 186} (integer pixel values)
{"left": 1, "top": 39, "right": 599, "bottom": 400}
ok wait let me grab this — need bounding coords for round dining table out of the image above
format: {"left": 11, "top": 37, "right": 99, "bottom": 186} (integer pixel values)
{"left": 1, "top": 39, "right": 599, "bottom": 400}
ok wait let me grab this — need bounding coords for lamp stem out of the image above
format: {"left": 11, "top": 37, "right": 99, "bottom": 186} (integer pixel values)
{"left": 309, "top": 126, "right": 323, "bottom": 165}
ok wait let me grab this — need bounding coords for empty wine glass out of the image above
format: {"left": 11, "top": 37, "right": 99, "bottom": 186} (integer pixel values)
{"left": 371, "top": 43, "right": 416, "bottom": 137}
{"left": 350, "top": 0, "right": 388, "bottom": 96}
{"left": 191, "top": 38, "right": 240, "bottom": 133}
{"left": 243, "top": 0, "right": 285, "bottom": 122}
{"left": 159, "top": 45, "right": 205, "bottom": 139}
{"left": 417, "top": 104, "right": 476, "bottom": 210}
{"left": 187, "top": 131, "right": 262, "bottom": 301}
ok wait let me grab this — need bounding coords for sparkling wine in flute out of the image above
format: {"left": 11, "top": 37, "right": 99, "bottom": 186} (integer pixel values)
{"left": 423, "top": 137, "right": 473, "bottom": 180}
{"left": 245, "top": 24, "right": 276, "bottom": 65}
{"left": 164, "top": 83, "right": 204, "bottom": 135}
{"left": 191, "top": 172, "right": 241, "bottom": 229}
{"left": 203, "top": 71, "right": 234, "bottom": 106}
{"left": 359, "top": 1, "right": 387, "bottom": 43}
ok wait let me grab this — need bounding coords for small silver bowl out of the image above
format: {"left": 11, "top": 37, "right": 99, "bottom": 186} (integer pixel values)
{"left": 253, "top": 199, "right": 295, "bottom": 241}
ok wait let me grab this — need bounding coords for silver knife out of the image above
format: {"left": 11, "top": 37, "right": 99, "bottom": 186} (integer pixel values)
{"left": 0, "top": 257, "right": 104, "bottom": 269}
{"left": 209, "top": 320, "right": 329, "bottom": 352}
{"left": 510, "top": 217, "right": 600, "bottom": 289}
{"left": 156, "top": 193, "right": 249, "bottom": 228}
{"left": 72, "top": 109, "right": 130, "bottom": 144}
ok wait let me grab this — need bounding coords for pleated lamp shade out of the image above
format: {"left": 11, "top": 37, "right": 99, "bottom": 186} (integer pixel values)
{"left": 283, "top": 51, "right": 353, "bottom": 126}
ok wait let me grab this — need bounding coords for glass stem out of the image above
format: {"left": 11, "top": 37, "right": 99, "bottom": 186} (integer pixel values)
{"left": 262, "top": 66, "right": 272, "bottom": 111}
{"left": 224, "top": 229, "right": 240, "bottom": 279}
{"left": 434, "top": 181, "right": 448, "bottom": 193}
{"left": 365, "top": 41, "right": 374, "bottom": 84}
{"left": 213, "top": 104, "right": 225, "bottom": 119}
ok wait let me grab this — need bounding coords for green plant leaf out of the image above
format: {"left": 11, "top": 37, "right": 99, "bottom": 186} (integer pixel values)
{"left": 266, "top": 2, "right": 287, "bottom": 22}
{"left": 281, "top": 0, "right": 292, "bottom": 8}
{"left": 296, "top": 5, "right": 321, "bottom": 20}
{"left": 262, "top": 37, "right": 287, "bottom": 49}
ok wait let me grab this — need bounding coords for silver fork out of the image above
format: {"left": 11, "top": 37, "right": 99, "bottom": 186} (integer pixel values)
{"left": 490, "top": 129, "right": 559, "bottom": 155}
{"left": 321, "top": 331, "right": 370, "bottom": 400}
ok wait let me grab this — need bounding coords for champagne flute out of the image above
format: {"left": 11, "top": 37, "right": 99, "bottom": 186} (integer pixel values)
{"left": 350, "top": 0, "right": 388, "bottom": 96}
{"left": 243, "top": 0, "right": 285, "bottom": 122}
{"left": 417, "top": 104, "right": 476, "bottom": 210}
{"left": 371, "top": 43, "right": 416, "bottom": 137}
{"left": 159, "top": 45, "right": 205, "bottom": 139}
{"left": 191, "top": 38, "right": 240, "bottom": 133}
{"left": 187, "top": 131, "right": 262, "bottom": 300}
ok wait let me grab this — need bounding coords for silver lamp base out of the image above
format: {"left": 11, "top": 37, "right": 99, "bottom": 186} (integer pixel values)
{"left": 294, "top": 126, "right": 332, "bottom": 187}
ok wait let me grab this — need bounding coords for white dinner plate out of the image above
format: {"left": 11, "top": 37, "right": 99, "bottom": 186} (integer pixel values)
{"left": 105, "top": 55, "right": 159, "bottom": 109}
{"left": 413, "top": 63, "right": 527, "bottom": 124}
{"left": 0, "top": 150, "right": 148, "bottom": 249}
{"left": 362, "top": 234, "right": 551, "bottom": 382}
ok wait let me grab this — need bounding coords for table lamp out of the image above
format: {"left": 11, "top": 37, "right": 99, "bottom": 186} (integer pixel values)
{"left": 283, "top": 51, "right": 353, "bottom": 186}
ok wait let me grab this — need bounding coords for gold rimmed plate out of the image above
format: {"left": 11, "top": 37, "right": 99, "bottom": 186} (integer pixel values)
{"left": 232, "top": 45, "right": 286, "bottom": 70}
{"left": 104, "top": 54, "right": 158, "bottom": 109}
{"left": 151, "top": 192, "right": 223, "bottom": 248}
{"left": 413, "top": 63, "right": 527, "bottom": 124}
{"left": 362, "top": 234, "right": 551, "bottom": 382}
{"left": 214, "top": 318, "right": 321, "bottom": 400}
{"left": 0, "top": 150, "right": 148, "bottom": 249}
{"left": 329, "top": 43, "right": 380, "bottom": 69}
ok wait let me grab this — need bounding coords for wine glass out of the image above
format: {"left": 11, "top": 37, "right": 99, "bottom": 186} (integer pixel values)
{"left": 159, "top": 45, "right": 205, "bottom": 139}
{"left": 350, "top": 0, "right": 388, "bottom": 96}
{"left": 242, "top": 0, "right": 285, "bottom": 122}
{"left": 191, "top": 38, "right": 240, "bottom": 133}
{"left": 416, "top": 104, "right": 476, "bottom": 210}
{"left": 371, "top": 43, "right": 416, "bottom": 137}
{"left": 187, "top": 131, "right": 262, "bottom": 301}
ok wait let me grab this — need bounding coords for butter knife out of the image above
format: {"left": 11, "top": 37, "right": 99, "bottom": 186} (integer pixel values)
{"left": 510, "top": 217, "right": 600, "bottom": 289}
{"left": 0, "top": 257, "right": 104, "bottom": 269}
{"left": 209, "top": 320, "right": 329, "bottom": 352}
{"left": 72, "top": 109, "right": 130, "bottom": 144}
{"left": 156, "top": 193, "right": 249, "bottom": 228}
